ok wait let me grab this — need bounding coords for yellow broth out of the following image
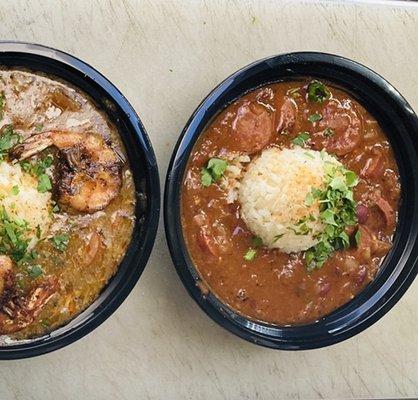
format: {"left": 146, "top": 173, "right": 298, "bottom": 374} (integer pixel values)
{"left": 0, "top": 69, "right": 135, "bottom": 339}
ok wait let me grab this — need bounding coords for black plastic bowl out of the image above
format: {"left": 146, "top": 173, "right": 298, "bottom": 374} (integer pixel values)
{"left": 0, "top": 42, "right": 160, "bottom": 359}
{"left": 165, "top": 52, "right": 418, "bottom": 350}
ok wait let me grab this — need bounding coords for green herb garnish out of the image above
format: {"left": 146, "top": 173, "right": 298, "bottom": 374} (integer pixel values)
{"left": 355, "top": 229, "right": 361, "bottom": 246}
{"left": 323, "top": 128, "right": 335, "bottom": 137}
{"left": 243, "top": 248, "right": 257, "bottom": 262}
{"left": 50, "top": 234, "right": 69, "bottom": 252}
{"left": 11, "top": 185, "right": 19, "bottom": 195}
{"left": 243, "top": 237, "right": 263, "bottom": 261}
{"left": 308, "top": 113, "right": 322, "bottom": 123}
{"left": 0, "top": 125, "right": 20, "bottom": 162}
{"left": 307, "top": 80, "right": 331, "bottom": 103}
{"left": 0, "top": 205, "right": 32, "bottom": 263}
{"left": 252, "top": 236, "right": 263, "bottom": 247}
{"left": 37, "top": 174, "right": 52, "bottom": 193}
{"left": 20, "top": 155, "right": 54, "bottom": 193}
{"left": 201, "top": 158, "right": 228, "bottom": 187}
{"left": 28, "top": 264, "right": 43, "bottom": 279}
{"left": 21, "top": 154, "right": 53, "bottom": 177}
{"left": 304, "top": 162, "right": 358, "bottom": 271}
{"left": 304, "top": 191, "right": 315, "bottom": 206}
{"left": 291, "top": 214, "right": 316, "bottom": 236}
{"left": 292, "top": 132, "right": 310, "bottom": 147}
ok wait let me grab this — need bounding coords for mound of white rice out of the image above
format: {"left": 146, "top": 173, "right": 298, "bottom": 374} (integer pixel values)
{"left": 238, "top": 147, "right": 341, "bottom": 253}
{"left": 0, "top": 161, "right": 52, "bottom": 248}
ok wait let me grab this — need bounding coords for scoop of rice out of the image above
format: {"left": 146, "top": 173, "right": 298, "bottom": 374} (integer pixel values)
{"left": 0, "top": 161, "right": 52, "bottom": 248}
{"left": 238, "top": 147, "right": 341, "bottom": 253}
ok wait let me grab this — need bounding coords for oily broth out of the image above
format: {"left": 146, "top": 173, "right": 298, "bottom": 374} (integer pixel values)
{"left": 0, "top": 69, "right": 135, "bottom": 340}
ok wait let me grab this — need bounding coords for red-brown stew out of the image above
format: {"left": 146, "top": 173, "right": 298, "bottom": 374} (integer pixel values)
{"left": 181, "top": 79, "right": 400, "bottom": 325}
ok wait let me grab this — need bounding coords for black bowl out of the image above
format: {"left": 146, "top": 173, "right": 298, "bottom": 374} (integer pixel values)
{"left": 165, "top": 52, "right": 418, "bottom": 350}
{"left": 0, "top": 42, "right": 160, "bottom": 359}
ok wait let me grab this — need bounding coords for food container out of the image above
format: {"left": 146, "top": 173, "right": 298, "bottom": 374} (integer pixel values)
{"left": 164, "top": 52, "right": 418, "bottom": 349}
{"left": 0, "top": 41, "right": 160, "bottom": 359}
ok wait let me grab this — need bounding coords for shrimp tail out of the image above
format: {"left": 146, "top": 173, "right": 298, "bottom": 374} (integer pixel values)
{"left": 0, "top": 276, "right": 59, "bottom": 334}
{"left": 10, "top": 132, "right": 54, "bottom": 161}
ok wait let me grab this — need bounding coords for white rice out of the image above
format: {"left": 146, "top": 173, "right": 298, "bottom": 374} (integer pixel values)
{"left": 238, "top": 147, "right": 341, "bottom": 253}
{"left": 0, "top": 161, "right": 52, "bottom": 248}
{"left": 220, "top": 153, "right": 251, "bottom": 204}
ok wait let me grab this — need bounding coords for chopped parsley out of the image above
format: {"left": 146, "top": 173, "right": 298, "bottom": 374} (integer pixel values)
{"left": 291, "top": 214, "right": 316, "bottom": 236}
{"left": 0, "top": 205, "right": 31, "bottom": 263}
{"left": 201, "top": 158, "right": 228, "bottom": 187}
{"left": 243, "top": 248, "right": 257, "bottom": 262}
{"left": 37, "top": 174, "right": 52, "bottom": 193}
{"left": 20, "top": 155, "right": 54, "bottom": 193}
{"left": 21, "top": 154, "right": 53, "bottom": 176}
{"left": 307, "top": 80, "right": 331, "bottom": 103}
{"left": 0, "top": 91, "right": 5, "bottom": 120}
{"left": 50, "top": 234, "right": 69, "bottom": 252}
{"left": 304, "top": 163, "right": 359, "bottom": 271}
{"left": 292, "top": 132, "right": 310, "bottom": 147}
{"left": 0, "top": 125, "right": 20, "bottom": 162}
{"left": 308, "top": 112, "right": 322, "bottom": 123}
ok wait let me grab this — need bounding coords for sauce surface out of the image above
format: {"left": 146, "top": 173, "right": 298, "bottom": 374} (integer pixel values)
{"left": 181, "top": 79, "right": 400, "bottom": 325}
{"left": 0, "top": 69, "right": 135, "bottom": 339}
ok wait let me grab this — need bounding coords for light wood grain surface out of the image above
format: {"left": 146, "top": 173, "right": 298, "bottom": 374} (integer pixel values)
{"left": 0, "top": 1, "right": 417, "bottom": 399}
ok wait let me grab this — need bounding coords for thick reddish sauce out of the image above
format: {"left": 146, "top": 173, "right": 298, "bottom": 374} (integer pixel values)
{"left": 181, "top": 80, "right": 400, "bottom": 325}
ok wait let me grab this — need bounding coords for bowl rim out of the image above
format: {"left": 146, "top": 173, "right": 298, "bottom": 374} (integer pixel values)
{"left": 0, "top": 41, "right": 160, "bottom": 358}
{"left": 164, "top": 51, "right": 418, "bottom": 350}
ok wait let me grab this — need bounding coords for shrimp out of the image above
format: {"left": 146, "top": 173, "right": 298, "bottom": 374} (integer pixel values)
{"left": 0, "top": 255, "right": 59, "bottom": 334}
{"left": 11, "top": 130, "right": 123, "bottom": 213}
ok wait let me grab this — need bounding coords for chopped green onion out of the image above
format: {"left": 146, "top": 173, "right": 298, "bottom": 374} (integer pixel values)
{"left": 292, "top": 132, "right": 310, "bottom": 147}
{"left": 243, "top": 248, "right": 257, "bottom": 262}
{"left": 308, "top": 113, "right": 322, "bottom": 123}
